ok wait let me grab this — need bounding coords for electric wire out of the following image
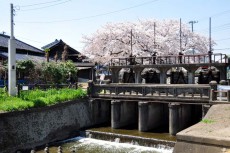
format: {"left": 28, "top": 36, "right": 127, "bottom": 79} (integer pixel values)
{"left": 12, "top": 1, "right": 230, "bottom": 50}
{"left": 196, "top": 22, "right": 230, "bottom": 33}
{"left": 16, "top": 0, "right": 159, "bottom": 23}
{"left": 18, "top": 0, "right": 71, "bottom": 11}
{"left": 214, "top": 48, "right": 230, "bottom": 50}
{"left": 215, "top": 37, "right": 230, "bottom": 42}
{"left": 19, "top": 0, "right": 64, "bottom": 8}
{"left": 197, "top": 9, "right": 230, "bottom": 22}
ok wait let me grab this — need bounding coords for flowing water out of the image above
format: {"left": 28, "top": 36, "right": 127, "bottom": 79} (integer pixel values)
{"left": 36, "top": 127, "right": 175, "bottom": 153}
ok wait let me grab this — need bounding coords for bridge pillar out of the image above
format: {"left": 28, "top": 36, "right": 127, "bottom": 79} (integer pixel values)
{"left": 90, "top": 99, "right": 111, "bottom": 125}
{"left": 216, "top": 66, "right": 226, "bottom": 81}
{"left": 110, "top": 68, "right": 121, "bottom": 83}
{"left": 139, "top": 102, "right": 168, "bottom": 132}
{"left": 169, "top": 103, "right": 180, "bottom": 135}
{"left": 169, "top": 103, "right": 192, "bottom": 135}
{"left": 133, "top": 68, "right": 143, "bottom": 83}
{"left": 188, "top": 71, "right": 195, "bottom": 84}
{"left": 111, "top": 100, "right": 137, "bottom": 129}
{"left": 158, "top": 68, "right": 168, "bottom": 84}
{"left": 186, "top": 66, "right": 198, "bottom": 84}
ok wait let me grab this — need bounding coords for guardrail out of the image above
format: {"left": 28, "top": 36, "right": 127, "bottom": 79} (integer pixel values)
{"left": 0, "top": 83, "right": 78, "bottom": 90}
{"left": 110, "top": 53, "right": 228, "bottom": 66}
{"left": 18, "top": 83, "right": 78, "bottom": 90}
{"left": 88, "top": 81, "right": 210, "bottom": 103}
{"left": 210, "top": 90, "right": 230, "bottom": 102}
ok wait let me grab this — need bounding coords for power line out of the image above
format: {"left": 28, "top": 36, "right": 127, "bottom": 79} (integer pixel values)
{"left": 19, "top": 0, "right": 63, "bottom": 8}
{"left": 15, "top": 36, "right": 45, "bottom": 44}
{"left": 197, "top": 9, "right": 230, "bottom": 22}
{"left": 214, "top": 48, "right": 230, "bottom": 50}
{"left": 16, "top": 0, "right": 159, "bottom": 23}
{"left": 215, "top": 37, "right": 230, "bottom": 42}
{"left": 196, "top": 22, "right": 230, "bottom": 33}
{"left": 18, "top": 0, "right": 71, "bottom": 11}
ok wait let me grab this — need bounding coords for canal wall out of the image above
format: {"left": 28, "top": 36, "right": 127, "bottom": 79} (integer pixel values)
{"left": 0, "top": 98, "right": 110, "bottom": 153}
{"left": 173, "top": 104, "right": 230, "bottom": 153}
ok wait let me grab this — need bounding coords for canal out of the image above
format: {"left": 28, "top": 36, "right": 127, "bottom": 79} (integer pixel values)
{"left": 37, "top": 127, "right": 175, "bottom": 153}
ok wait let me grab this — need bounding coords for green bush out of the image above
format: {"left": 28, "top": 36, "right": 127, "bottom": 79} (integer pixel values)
{"left": 2, "top": 60, "right": 78, "bottom": 84}
{"left": 41, "top": 60, "right": 77, "bottom": 84}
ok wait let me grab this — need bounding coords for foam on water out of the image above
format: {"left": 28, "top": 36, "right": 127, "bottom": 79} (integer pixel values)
{"left": 70, "top": 137, "right": 173, "bottom": 153}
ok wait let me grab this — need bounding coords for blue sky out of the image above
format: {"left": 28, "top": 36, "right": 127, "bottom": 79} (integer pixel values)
{"left": 0, "top": 0, "right": 230, "bottom": 55}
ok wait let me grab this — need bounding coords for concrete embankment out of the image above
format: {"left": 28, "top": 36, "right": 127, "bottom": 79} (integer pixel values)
{"left": 173, "top": 104, "right": 230, "bottom": 153}
{"left": 0, "top": 98, "right": 110, "bottom": 153}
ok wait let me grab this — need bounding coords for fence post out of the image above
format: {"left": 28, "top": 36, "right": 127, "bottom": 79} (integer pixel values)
{"left": 220, "top": 80, "right": 228, "bottom": 97}
{"left": 227, "top": 90, "right": 230, "bottom": 102}
{"left": 209, "top": 81, "right": 217, "bottom": 101}
{"left": 88, "top": 80, "right": 94, "bottom": 97}
{"left": 17, "top": 84, "right": 21, "bottom": 97}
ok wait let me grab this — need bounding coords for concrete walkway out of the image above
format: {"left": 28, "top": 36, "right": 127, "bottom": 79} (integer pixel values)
{"left": 173, "top": 104, "right": 230, "bottom": 153}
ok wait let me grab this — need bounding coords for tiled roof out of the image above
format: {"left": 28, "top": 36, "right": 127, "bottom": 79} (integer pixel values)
{"left": 42, "top": 39, "right": 60, "bottom": 50}
{"left": 0, "top": 52, "right": 48, "bottom": 63}
{"left": 42, "top": 39, "right": 80, "bottom": 54}
{"left": 0, "top": 34, "right": 43, "bottom": 54}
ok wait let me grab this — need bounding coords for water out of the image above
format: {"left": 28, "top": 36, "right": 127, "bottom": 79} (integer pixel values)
{"left": 36, "top": 127, "right": 175, "bottom": 153}
{"left": 88, "top": 127, "right": 176, "bottom": 142}
{"left": 37, "top": 137, "right": 173, "bottom": 153}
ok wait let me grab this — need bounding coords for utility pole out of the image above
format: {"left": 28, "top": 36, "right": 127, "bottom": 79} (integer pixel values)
{"left": 130, "top": 29, "right": 133, "bottom": 56}
{"left": 209, "top": 17, "right": 212, "bottom": 53}
{"left": 8, "top": 3, "right": 17, "bottom": 96}
{"left": 189, "top": 20, "right": 198, "bottom": 32}
{"left": 189, "top": 20, "right": 198, "bottom": 55}
{"left": 180, "top": 18, "right": 182, "bottom": 52}
{"left": 154, "top": 22, "right": 156, "bottom": 48}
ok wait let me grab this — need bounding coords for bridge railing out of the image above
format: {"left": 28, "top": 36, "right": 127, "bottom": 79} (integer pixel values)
{"left": 88, "top": 81, "right": 210, "bottom": 102}
{"left": 110, "top": 53, "right": 228, "bottom": 66}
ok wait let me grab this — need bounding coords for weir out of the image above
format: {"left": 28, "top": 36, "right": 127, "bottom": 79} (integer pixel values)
{"left": 89, "top": 53, "right": 229, "bottom": 136}
{"left": 91, "top": 99, "right": 203, "bottom": 135}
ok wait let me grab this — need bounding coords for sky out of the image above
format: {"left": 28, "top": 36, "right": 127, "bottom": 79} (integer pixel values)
{"left": 0, "top": 0, "right": 230, "bottom": 55}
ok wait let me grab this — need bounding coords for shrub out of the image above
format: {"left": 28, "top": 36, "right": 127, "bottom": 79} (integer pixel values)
{"left": 40, "top": 60, "right": 77, "bottom": 84}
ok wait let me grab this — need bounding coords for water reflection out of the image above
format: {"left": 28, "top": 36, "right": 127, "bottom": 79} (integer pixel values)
{"left": 88, "top": 126, "right": 176, "bottom": 141}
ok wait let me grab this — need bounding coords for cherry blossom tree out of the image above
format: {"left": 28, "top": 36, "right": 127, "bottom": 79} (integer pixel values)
{"left": 82, "top": 19, "right": 214, "bottom": 64}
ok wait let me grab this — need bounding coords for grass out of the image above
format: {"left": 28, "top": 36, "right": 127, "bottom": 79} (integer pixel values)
{"left": 0, "top": 88, "right": 87, "bottom": 112}
{"left": 201, "top": 119, "right": 215, "bottom": 124}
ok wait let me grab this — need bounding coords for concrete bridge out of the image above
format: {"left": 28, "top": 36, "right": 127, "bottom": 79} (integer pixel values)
{"left": 88, "top": 80, "right": 230, "bottom": 135}
{"left": 109, "top": 53, "right": 228, "bottom": 84}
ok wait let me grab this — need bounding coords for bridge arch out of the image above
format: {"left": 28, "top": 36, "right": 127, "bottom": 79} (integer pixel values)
{"left": 141, "top": 68, "right": 160, "bottom": 83}
{"left": 168, "top": 67, "right": 188, "bottom": 84}
{"left": 195, "top": 66, "right": 220, "bottom": 84}
{"left": 118, "top": 68, "right": 135, "bottom": 83}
